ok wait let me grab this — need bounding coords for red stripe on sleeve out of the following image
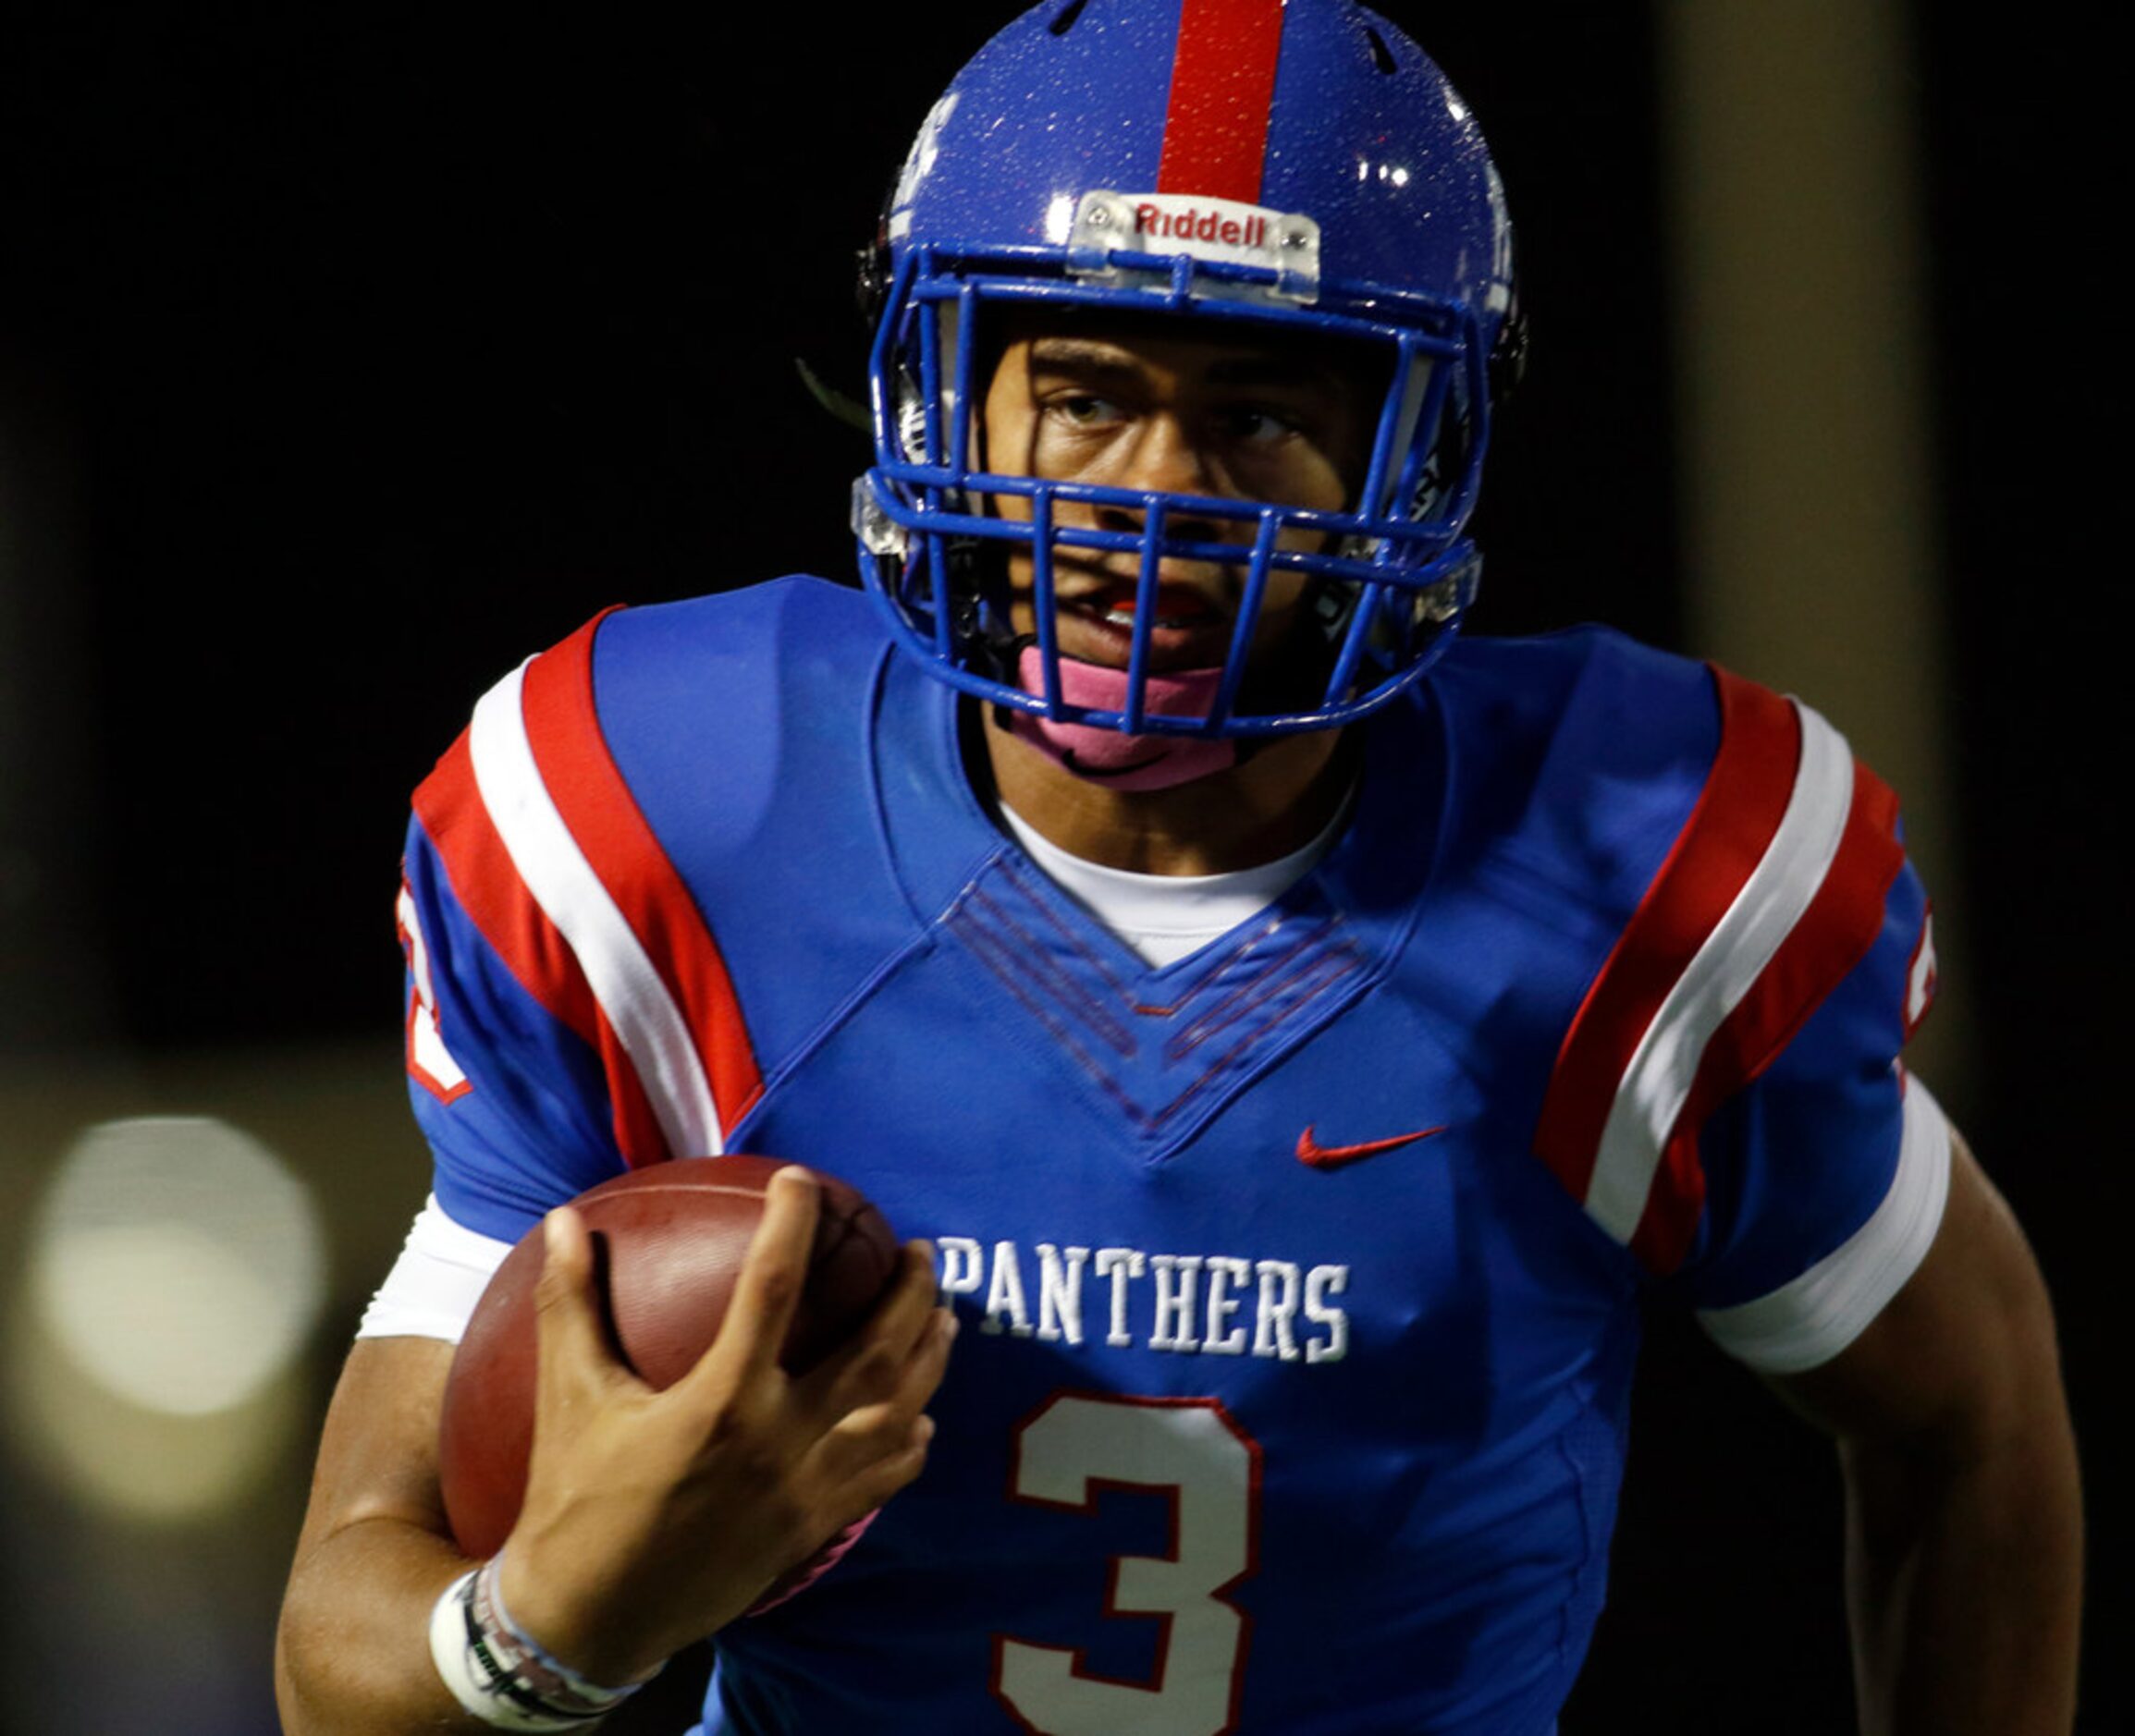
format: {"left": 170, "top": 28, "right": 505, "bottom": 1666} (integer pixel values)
{"left": 1157, "top": 0, "right": 1289, "bottom": 203}
{"left": 520, "top": 614, "right": 767, "bottom": 1153}
{"left": 413, "top": 730, "right": 597, "bottom": 1050}
{"left": 1627, "top": 762, "right": 1906, "bottom": 1274}
{"left": 412, "top": 729, "right": 672, "bottom": 1167}
{"left": 1533, "top": 668, "right": 1801, "bottom": 1203}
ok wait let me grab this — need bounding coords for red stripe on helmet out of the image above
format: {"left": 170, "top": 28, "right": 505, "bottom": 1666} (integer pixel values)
{"left": 1157, "top": 0, "right": 1289, "bottom": 204}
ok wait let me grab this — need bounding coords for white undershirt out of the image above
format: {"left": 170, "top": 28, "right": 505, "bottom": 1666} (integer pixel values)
{"left": 996, "top": 800, "right": 1344, "bottom": 967}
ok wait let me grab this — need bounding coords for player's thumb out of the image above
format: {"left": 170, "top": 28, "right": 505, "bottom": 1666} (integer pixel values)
{"left": 533, "top": 1206, "right": 623, "bottom": 1392}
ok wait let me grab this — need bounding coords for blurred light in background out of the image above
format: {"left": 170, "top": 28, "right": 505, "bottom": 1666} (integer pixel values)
{"left": 11, "top": 1117, "right": 326, "bottom": 1521}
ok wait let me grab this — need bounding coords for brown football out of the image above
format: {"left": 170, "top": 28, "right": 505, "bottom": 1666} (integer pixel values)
{"left": 437, "top": 1155, "right": 902, "bottom": 1560}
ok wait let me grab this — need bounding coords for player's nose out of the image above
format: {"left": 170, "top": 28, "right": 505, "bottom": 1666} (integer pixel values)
{"left": 1120, "top": 411, "right": 1216, "bottom": 494}
{"left": 1095, "top": 412, "right": 1232, "bottom": 544}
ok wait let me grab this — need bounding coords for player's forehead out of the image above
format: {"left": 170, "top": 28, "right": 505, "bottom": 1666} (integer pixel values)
{"left": 986, "top": 304, "right": 1379, "bottom": 395}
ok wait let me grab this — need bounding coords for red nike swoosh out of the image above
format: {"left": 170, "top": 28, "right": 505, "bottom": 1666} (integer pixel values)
{"left": 1295, "top": 1124, "right": 1447, "bottom": 1170}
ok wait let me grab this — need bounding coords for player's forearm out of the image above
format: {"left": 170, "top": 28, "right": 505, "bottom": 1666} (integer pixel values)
{"left": 1840, "top": 1407, "right": 2082, "bottom": 1736}
{"left": 275, "top": 1517, "right": 486, "bottom": 1736}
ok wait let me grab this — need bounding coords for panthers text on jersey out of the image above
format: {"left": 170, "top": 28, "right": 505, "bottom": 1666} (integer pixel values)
{"left": 392, "top": 576, "right": 1946, "bottom": 1736}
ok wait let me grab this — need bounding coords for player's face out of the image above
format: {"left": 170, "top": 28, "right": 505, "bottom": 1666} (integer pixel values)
{"left": 978, "top": 312, "right": 1376, "bottom": 676}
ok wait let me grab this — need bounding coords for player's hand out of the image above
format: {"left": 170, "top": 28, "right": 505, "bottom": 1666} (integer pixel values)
{"left": 495, "top": 1168, "right": 953, "bottom": 1686}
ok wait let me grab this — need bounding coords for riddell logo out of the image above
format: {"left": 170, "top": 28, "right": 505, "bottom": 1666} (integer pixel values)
{"left": 1135, "top": 203, "right": 1271, "bottom": 250}
{"left": 1067, "top": 191, "right": 1320, "bottom": 300}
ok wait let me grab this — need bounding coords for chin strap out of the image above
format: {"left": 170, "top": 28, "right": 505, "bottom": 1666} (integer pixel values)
{"left": 1005, "top": 647, "right": 1239, "bottom": 793}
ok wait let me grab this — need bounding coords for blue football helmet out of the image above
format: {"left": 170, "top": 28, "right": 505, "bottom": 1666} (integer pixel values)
{"left": 854, "top": 0, "right": 1520, "bottom": 742}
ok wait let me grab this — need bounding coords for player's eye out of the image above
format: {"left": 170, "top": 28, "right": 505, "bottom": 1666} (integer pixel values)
{"left": 1215, "top": 405, "right": 1306, "bottom": 446}
{"left": 1048, "top": 393, "right": 1125, "bottom": 427}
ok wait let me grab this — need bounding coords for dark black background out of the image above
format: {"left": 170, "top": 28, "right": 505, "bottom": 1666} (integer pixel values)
{"left": 0, "top": 1, "right": 1683, "bottom": 1051}
{"left": 1, "top": 3, "right": 2116, "bottom": 1729}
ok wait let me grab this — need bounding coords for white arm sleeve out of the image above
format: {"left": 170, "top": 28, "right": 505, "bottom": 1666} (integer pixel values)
{"left": 1696, "top": 1078, "right": 1953, "bottom": 1374}
{"left": 355, "top": 1195, "right": 515, "bottom": 1343}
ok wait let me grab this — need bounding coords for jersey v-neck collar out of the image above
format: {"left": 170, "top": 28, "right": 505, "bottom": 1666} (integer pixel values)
{"left": 864, "top": 643, "right": 1453, "bottom": 1156}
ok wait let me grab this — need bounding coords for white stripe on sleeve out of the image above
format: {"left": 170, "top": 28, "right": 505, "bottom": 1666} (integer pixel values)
{"left": 468, "top": 661, "right": 725, "bottom": 1157}
{"left": 1587, "top": 701, "right": 1855, "bottom": 1243}
{"left": 398, "top": 883, "right": 468, "bottom": 1093}
{"left": 1696, "top": 1078, "right": 1953, "bottom": 1374}
{"left": 356, "top": 1195, "right": 516, "bottom": 1343}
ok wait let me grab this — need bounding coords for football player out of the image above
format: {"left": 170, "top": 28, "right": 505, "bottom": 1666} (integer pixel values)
{"left": 276, "top": 3, "right": 2081, "bottom": 1732}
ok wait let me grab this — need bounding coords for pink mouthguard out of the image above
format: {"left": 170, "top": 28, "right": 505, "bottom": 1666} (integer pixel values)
{"left": 1007, "top": 646, "right": 1238, "bottom": 792}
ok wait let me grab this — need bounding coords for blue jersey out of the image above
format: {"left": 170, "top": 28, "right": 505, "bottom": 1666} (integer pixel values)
{"left": 396, "top": 577, "right": 1944, "bottom": 1735}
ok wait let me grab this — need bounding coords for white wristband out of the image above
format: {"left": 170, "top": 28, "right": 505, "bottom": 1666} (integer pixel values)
{"left": 427, "top": 1561, "right": 642, "bottom": 1730}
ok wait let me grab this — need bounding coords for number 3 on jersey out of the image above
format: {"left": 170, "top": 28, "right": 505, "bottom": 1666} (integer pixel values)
{"left": 991, "top": 1394, "right": 1262, "bottom": 1735}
